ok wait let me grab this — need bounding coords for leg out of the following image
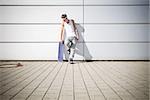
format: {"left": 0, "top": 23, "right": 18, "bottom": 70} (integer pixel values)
{"left": 64, "top": 38, "right": 71, "bottom": 52}
{"left": 69, "top": 37, "right": 77, "bottom": 61}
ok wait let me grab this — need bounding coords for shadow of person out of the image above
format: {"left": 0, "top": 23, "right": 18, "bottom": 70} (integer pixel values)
{"left": 63, "top": 24, "right": 93, "bottom": 61}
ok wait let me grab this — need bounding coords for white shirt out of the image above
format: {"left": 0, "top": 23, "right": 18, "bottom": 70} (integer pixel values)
{"left": 64, "top": 19, "right": 76, "bottom": 38}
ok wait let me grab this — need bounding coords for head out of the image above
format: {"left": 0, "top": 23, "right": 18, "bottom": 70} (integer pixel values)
{"left": 61, "top": 14, "right": 69, "bottom": 23}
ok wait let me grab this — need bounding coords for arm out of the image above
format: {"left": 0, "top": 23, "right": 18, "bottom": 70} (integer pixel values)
{"left": 60, "top": 21, "right": 65, "bottom": 42}
{"left": 71, "top": 19, "right": 79, "bottom": 40}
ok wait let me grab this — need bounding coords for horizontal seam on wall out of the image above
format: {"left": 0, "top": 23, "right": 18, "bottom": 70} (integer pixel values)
{"left": 0, "top": 41, "right": 149, "bottom": 43}
{"left": 0, "top": 23, "right": 149, "bottom": 25}
{"left": 0, "top": 4, "right": 149, "bottom": 6}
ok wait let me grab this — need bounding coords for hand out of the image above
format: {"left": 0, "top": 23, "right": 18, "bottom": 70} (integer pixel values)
{"left": 75, "top": 36, "right": 79, "bottom": 41}
{"left": 60, "top": 40, "right": 64, "bottom": 44}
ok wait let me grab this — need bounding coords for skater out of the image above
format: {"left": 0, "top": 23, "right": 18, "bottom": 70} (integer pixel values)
{"left": 60, "top": 14, "right": 79, "bottom": 64}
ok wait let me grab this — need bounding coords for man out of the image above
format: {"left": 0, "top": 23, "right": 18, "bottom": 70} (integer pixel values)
{"left": 60, "top": 14, "right": 79, "bottom": 64}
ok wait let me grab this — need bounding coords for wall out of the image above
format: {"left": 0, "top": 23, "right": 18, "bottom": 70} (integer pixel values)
{"left": 0, "top": 0, "right": 149, "bottom": 60}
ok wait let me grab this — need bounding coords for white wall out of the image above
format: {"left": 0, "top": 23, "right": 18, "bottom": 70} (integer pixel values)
{"left": 0, "top": 0, "right": 149, "bottom": 60}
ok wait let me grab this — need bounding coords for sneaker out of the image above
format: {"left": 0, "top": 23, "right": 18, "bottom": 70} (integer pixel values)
{"left": 68, "top": 58, "right": 73, "bottom": 64}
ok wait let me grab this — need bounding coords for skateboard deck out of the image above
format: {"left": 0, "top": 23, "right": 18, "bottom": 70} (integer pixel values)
{"left": 58, "top": 42, "right": 64, "bottom": 62}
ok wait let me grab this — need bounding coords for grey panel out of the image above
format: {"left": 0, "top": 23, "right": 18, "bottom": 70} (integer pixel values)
{"left": 0, "top": 6, "right": 83, "bottom": 23}
{"left": 84, "top": 6, "right": 148, "bottom": 23}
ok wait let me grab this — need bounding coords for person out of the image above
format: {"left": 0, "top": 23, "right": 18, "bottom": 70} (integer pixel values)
{"left": 60, "top": 14, "right": 79, "bottom": 64}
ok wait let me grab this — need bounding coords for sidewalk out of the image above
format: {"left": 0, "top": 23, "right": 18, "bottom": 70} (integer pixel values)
{"left": 0, "top": 61, "right": 149, "bottom": 100}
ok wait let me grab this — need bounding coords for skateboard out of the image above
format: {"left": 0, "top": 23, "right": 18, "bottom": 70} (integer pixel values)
{"left": 58, "top": 42, "right": 64, "bottom": 62}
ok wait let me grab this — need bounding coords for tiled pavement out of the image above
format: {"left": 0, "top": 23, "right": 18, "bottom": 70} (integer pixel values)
{"left": 0, "top": 61, "right": 149, "bottom": 100}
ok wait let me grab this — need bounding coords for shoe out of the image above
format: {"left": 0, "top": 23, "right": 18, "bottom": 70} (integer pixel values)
{"left": 68, "top": 58, "right": 73, "bottom": 64}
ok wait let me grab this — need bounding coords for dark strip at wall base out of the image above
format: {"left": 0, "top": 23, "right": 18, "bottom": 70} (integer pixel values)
{"left": 0, "top": 60, "right": 149, "bottom": 62}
